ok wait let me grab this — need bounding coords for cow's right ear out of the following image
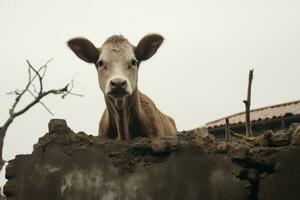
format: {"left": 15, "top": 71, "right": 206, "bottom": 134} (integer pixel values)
{"left": 134, "top": 34, "right": 164, "bottom": 61}
{"left": 67, "top": 37, "right": 99, "bottom": 64}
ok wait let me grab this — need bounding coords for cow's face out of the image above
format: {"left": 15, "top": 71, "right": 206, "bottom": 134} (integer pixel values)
{"left": 68, "top": 34, "right": 164, "bottom": 109}
{"left": 96, "top": 38, "right": 137, "bottom": 102}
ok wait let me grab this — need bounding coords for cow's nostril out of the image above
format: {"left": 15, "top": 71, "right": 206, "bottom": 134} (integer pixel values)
{"left": 110, "top": 79, "right": 127, "bottom": 89}
{"left": 121, "top": 81, "right": 127, "bottom": 88}
{"left": 111, "top": 81, "right": 116, "bottom": 87}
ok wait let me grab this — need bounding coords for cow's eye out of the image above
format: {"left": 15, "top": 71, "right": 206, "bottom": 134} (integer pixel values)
{"left": 96, "top": 60, "right": 104, "bottom": 68}
{"left": 128, "top": 59, "right": 137, "bottom": 70}
{"left": 131, "top": 59, "right": 137, "bottom": 66}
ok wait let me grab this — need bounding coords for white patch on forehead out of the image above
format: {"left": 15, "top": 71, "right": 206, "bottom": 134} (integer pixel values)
{"left": 98, "top": 42, "right": 135, "bottom": 63}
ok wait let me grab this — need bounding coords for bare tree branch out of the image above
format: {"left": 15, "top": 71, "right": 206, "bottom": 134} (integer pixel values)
{"left": 26, "top": 60, "right": 44, "bottom": 95}
{"left": 31, "top": 84, "right": 38, "bottom": 94}
{"left": 11, "top": 84, "right": 69, "bottom": 119}
{"left": 28, "top": 89, "right": 54, "bottom": 116}
{"left": 38, "top": 101, "right": 54, "bottom": 116}
{"left": 66, "top": 92, "right": 84, "bottom": 97}
{"left": 0, "top": 59, "right": 81, "bottom": 171}
{"left": 6, "top": 90, "right": 22, "bottom": 95}
{"left": 61, "top": 79, "right": 83, "bottom": 98}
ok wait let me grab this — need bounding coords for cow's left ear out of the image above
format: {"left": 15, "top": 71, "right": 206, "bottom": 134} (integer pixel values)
{"left": 134, "top": 34, "right": 164, "bottom": 61}
{"left": 67, "top": 37, "right": 99, "bottom": 64}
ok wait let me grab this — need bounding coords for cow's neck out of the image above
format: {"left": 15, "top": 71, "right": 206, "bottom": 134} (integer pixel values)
{"left": 105, "top": 89, "right": 141, "bottom": 140}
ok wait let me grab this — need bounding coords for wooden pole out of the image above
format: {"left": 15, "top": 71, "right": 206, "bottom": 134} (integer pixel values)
{"left": 225, "top": 118, "right": 230, "bottom": 140}
{"left": 243, "top": 69, "right": 254, "bottom": 137}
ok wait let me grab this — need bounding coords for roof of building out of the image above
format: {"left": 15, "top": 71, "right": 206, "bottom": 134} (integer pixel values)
{"left": 205, "top": 100, "right": 300, "bottom": 128}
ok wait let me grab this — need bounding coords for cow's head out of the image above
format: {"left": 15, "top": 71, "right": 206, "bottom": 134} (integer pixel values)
{"left": 68, "top": 34, "right": 163, "bottom": 109}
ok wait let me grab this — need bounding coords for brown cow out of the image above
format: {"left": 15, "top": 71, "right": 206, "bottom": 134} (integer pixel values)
{"left": 68, "top": 34, "right": 177, "bottom": 140}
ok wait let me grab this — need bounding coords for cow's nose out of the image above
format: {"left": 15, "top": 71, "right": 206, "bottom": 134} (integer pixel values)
{"left": 110, "top": 78, "right": 127, "bottom": 89}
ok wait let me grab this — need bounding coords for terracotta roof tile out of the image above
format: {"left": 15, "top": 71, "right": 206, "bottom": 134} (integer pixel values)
{"left": 205, "top": 100, "right": 300, "bottom": 128}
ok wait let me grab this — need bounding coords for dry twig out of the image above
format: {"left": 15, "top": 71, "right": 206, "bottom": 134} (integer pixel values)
{"left": 0, "top": 59, "right": 82, "bottom": 171}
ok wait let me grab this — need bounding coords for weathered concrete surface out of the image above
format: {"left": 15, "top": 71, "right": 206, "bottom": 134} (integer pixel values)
{"left": 3, "top": 119, "right": 300, "bottom": 200}
{"left": 258, "top": 124, "right": 300, "bottom": 200}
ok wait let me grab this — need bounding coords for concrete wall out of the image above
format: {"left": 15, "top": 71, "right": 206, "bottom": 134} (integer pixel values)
{"left": 3, "top": 119, "right": 300, "bottom": 200}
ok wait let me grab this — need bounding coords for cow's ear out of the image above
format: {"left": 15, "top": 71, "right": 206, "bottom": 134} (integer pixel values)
{"left": 67, "top": 37, "right": 99, "bottom": 64}
{"left": 134, "top": 34, "right": 164, "bottom": 61}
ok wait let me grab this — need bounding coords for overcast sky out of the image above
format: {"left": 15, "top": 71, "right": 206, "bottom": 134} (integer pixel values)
{"left": 0, "top": 0, "right": 300, "bottom": 185}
